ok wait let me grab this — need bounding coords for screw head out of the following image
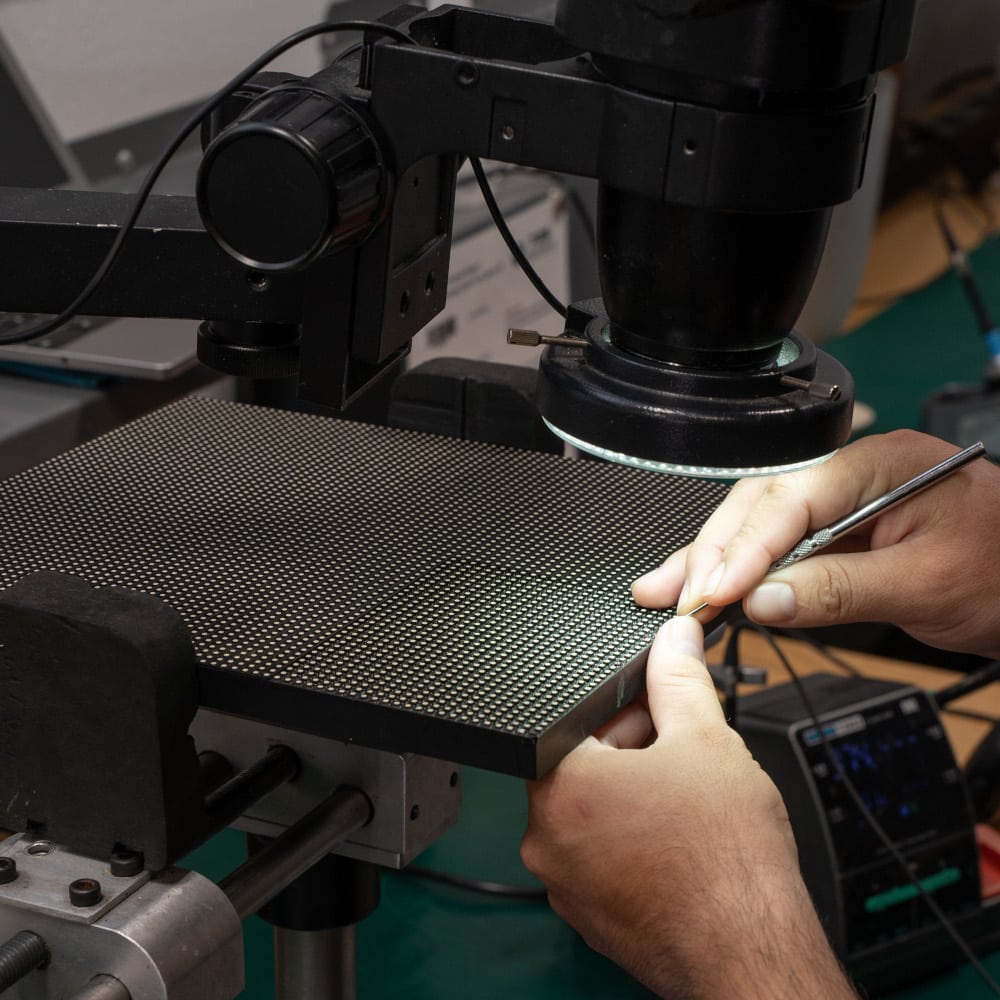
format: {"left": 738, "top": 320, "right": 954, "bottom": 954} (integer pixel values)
{"left": 454, "top": 61, "right": 479, "bottom": 88}
{"left": 110, "top": 850, "right": 144, "bottom": 878}
{"left": 0, "top": 857, "right": 17, "bottom": 885}
{"left": 69, "top": 878, "right": 103, "bottom": 907}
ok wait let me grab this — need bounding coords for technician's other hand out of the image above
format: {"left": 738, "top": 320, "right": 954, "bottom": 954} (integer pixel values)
{"left": 632, "top": 430, "right": 1000, "bottom": 660}
{"left": 521, "top": 617, "right": 854, "bottom": 999}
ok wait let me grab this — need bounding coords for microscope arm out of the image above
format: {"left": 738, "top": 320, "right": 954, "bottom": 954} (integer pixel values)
{"left": 0, "top": 187, "right": 303, "bottom": 321}
{"left": 367, "top": 13, "right": 871, "bottom": 212}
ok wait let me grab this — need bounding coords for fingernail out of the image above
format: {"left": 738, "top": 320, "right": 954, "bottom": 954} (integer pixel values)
{"left": 678, "top": 561, "right": 725, "bottom": 614}
{"left": 662, "top": 616, "right": 705, "bottom": 661}
{"left": 747, "top": 582, "right": 796, "bottom": 623}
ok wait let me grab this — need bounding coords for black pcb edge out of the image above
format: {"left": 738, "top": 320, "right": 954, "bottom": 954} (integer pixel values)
{"left": 533, "top": 645, "right": 651, "bottom": 778}
{"left": 197, "top": 662, "right": 538, "bottom": 778}
{"left": 197, "top": 644, "right": 652, "bottom": 780}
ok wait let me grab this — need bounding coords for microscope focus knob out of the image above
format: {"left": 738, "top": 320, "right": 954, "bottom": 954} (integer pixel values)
{"left": 196, "top": 320, "right": 301, "bottom": 380}
{"left": 197, "top": 86, "right": 385, "bottom": 272}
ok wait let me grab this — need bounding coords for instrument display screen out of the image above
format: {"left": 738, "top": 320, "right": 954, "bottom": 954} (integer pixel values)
{"left": 797, "top": 692, "right": 971, "bottom": 873}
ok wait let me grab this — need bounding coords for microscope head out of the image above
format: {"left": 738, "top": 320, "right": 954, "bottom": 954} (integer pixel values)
{"left": 189, "top": 0, "right": 916, "bottom": 469}
{"left": 537, "top": 0, "right": 916, "bottom": 477}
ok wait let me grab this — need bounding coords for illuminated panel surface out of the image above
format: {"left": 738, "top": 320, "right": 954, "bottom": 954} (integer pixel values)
{"left": 0, "top": 397, "right": 727, "bottom": 777}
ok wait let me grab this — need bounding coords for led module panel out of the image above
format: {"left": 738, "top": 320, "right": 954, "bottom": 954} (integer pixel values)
{"left": 0, "top": 397, "right": 727, "bottom": 777}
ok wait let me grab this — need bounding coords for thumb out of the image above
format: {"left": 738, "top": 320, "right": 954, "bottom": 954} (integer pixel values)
{"left": 646, "top": 616, "right": 726, "bottom": 736}
{"left": 745, "top": 548, "right": 902, "bottom": 628}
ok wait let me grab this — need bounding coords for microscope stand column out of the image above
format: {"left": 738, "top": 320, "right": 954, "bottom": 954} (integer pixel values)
{"left": 276, "top": 926, "right": 356, "bottom": 1000}
{"left": 248, "top": 836, "right": 380, "bottom": 1000}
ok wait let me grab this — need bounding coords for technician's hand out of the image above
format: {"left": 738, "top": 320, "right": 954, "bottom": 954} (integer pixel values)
{"left": 632, "top": 430, "right": 1000, "bottom": 660}
{"left": 521, "top": 617, "right": 854, "bottom": 999}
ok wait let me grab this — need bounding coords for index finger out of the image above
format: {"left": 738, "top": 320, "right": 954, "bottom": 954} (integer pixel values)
{"left": 707, "top": 432, "right": 932, "bottom": 608}
{"left": 675, "top": 476, "right": 771, "bottom": 611}
{"left": 631, "top": 477, "right": 768, "bottom": 610}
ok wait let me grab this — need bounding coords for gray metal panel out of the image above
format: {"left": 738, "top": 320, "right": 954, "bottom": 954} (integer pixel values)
{"left": 0, "top": 397, "right": 727, "bottom": 777}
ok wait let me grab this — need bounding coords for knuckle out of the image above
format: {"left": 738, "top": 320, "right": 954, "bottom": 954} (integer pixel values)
{"left": 729, "top": 480, "right": 804, "bottom": 545}
{"left": 685, "top": 539, "right": 722, "bottom": 570}
{"left": 727, "top": 476, "right": 768, "bottom": 503}
{"left": 814, "top": 563, "right": 855, "bottom": 620}
{"left": 519, "top": 836, "right": 543, "bottom": 877}
{"left": 525, "top": 790, "right": 558, "bottom": 834}
{"left": 519, "top": 820, "right": 557, "bottom": 879}
{"left": 761, "top": 476, "right": 798, "bottom": 503}
{"left": 883, "top": 428, "right": 938, "bottom": 454}
{"left": 882, "top": 428, "right": 921, "bottom": 449}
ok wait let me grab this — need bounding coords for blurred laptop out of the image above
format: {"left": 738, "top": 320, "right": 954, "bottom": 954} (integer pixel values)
{"left": 0, "top": 28, "right": 200, "bottom": 381}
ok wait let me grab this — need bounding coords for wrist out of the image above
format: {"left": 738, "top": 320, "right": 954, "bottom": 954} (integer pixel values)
{"left": 656, "top": 870, "right": 855, "bottom": 1000}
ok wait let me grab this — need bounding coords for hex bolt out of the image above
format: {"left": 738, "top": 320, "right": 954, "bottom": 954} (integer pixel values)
{"left": 69, "top": 878, "right": 103, "bottom": 907}
{"left": 109, "top": 850, "right": 144, "bottom": 878}
{"left": 0, "top": 858, "right": 17, "bottom": 885}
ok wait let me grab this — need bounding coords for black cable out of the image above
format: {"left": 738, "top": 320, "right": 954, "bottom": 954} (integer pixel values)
{"left": 0, "top": 19, "right": 415, "bottom": 346}
{"left": 401, "top": 865, "right": 548, "bottom": 900}
{"left": 779, "top": 629, "right": 1000, "bottom": 725}
{"left": 946, "top": 705, "right": 1000, "bottom": 726}
{"left": 469, "top": 155, "right": 568, "bottom": 320}
{"left": 458, "top": 163, "right": 597, "bottom": 250}
{"left": 851, "top": 193, "right": 995, "bottom": 310}
{"left": 750, "top": 624, "right": 1000, "bottom": 998}
{"left": 937, "top": 187, "right": 995, "bottom": 235}
{"left": 778, "top": 628, "right": 864, "bottom": 677}
{"left": 720, "top": 621, "right": 747, "bottom": 728}
{"left": 331, "top": 41, "right": 365, "bottom": 65}
{"left": 936, "top": 661, "right": 1000, "bottom": 707}
{"left": 933, "top": 199, "right": 999, "bottom": 341}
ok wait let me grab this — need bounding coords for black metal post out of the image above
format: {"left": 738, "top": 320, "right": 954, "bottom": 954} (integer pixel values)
{"left": 246, "top": 801, "right": 381, "bottom": 1000}
{"left": 204, "top": 746, "right": 300, "bottom": 836}
{"left": 218, "top": 787, "right": 372, "bottom": 922}
{"left": 67, "top": 975, "right": 132, "bottom": 1000}
{"left": 275, "top": 927, "right": 357, "bottom": 1000}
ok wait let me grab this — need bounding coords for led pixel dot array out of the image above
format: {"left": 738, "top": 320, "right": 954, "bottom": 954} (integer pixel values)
{"left": 0, "top": 397, "right": 727, "bottom": 775}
